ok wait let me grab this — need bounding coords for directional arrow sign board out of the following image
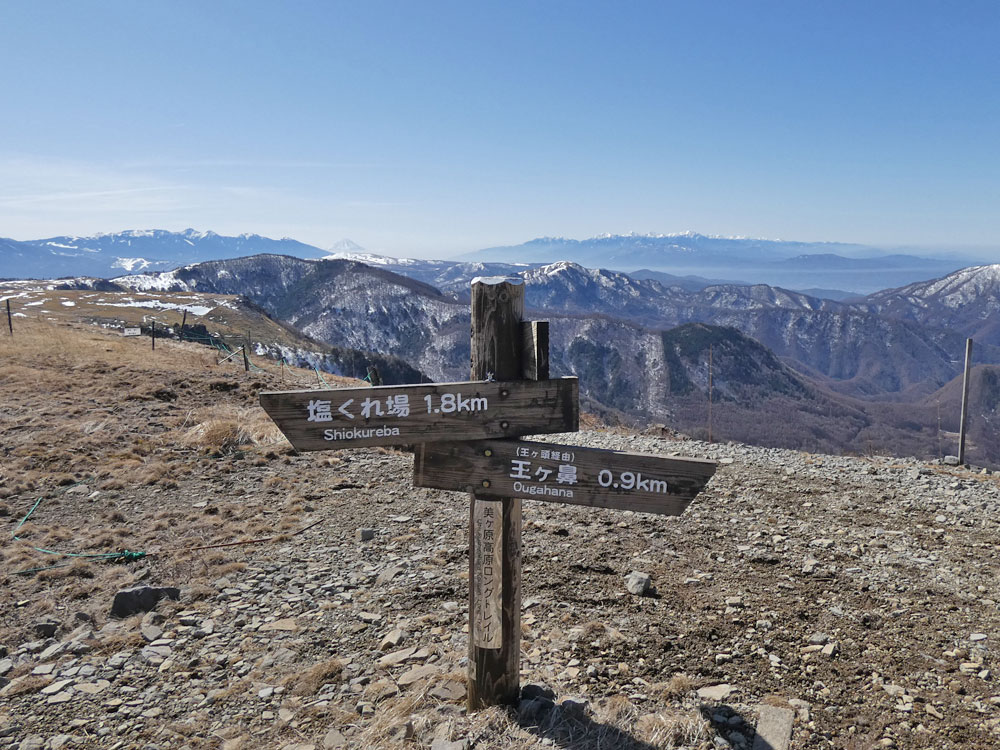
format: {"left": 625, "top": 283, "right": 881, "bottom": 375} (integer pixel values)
{"left": 259, "top": 378, "right": 578, "bottom": 450}
{"left": 414, "top": 439, "right": 716, "bottom": 515}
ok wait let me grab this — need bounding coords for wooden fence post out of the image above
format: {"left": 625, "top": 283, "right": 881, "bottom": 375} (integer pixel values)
{"left": 151, "top": 321, "right": 156, "bottom": 351}
{"left": 959, "top": 338, "right": 974, "bottom": 464}
{"left": 6, "top": 299, "right": 11, "bottom": 336}
{"left": 180, "top": 311, "right": 187, "bottom": 341}
{"left": 468, "top": 278, "right": 525, "bottom": 710}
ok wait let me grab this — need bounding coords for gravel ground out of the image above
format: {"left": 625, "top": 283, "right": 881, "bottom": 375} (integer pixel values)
{"left": 2, "top": 322, "right": 999, "bottom": 749}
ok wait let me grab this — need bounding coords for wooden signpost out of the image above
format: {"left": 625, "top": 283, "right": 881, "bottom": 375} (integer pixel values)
{"left": 259, "top": 277, "right": 716, "bottom": 711}
{"left": 415, "top": 438, "right": 717, "bottom": 516}
{"left": 259, "top": 379, "right": 578, "bottom": 451}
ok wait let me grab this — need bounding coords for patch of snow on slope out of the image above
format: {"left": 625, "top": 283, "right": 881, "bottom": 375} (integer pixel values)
{"left": 113, "top": 257, "right": 153, "bottom": 272}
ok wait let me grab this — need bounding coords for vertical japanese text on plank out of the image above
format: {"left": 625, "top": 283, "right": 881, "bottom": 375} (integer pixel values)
{"left": 474, "top": 499, "right": 503, "bottom": 649}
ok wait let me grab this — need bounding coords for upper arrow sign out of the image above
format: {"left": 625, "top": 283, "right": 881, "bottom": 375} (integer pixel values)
{"left": 260, "top": 378, "right": 579, "bottom": 451}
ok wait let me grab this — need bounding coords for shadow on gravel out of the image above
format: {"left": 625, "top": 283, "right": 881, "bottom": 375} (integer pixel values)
{"left": 517, "top": 705, "right": 661, "bottom": 750}
{"left": 701, "top": 703, "right": 765, "bottom": 749}
{"left": 516, "top": 687, "right": 708, "bottom": 750}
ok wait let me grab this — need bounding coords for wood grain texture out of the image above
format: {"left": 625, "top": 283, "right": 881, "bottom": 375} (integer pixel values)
{"left": 521, "top": 321, "right": 549, "bottom": 380}
{"left": 467, "top": 279, "right": 524, "bottom": 710}
{"left": 415, "top": 439, "right": 717, "bottom": 516}
{"left": 259, "top": 378, "right": 578, "bottom": 451}
{"left": 471, "top": 280, "right": 524, "bottom": 381}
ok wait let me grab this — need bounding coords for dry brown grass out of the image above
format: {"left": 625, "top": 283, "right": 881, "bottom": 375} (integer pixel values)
{"left": 181, "top": 405, "right": 286, "bottom": 453}
{"left": 3, "top": 675, "right": 52, "bottom": 697}
{"left": 283, "top": 658, "right": 345, "bottom": 696}
{"left": 656, "top": 672, "right": 696, "bottom": 699}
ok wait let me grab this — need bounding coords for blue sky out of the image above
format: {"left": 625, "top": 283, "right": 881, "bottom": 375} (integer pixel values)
{"left": 1, "top": 1, "right": 998, "bottom": 257}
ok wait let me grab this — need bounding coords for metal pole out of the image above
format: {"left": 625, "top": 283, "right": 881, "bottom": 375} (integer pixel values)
{"left": 958, "top": 338, "right": 974, "bottom": 464}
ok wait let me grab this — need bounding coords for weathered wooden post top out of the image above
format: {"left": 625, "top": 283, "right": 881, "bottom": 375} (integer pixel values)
{"left": 260, "top": 276, "right": 717, "bottom": 710}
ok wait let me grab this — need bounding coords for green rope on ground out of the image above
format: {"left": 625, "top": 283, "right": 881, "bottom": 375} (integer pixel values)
{"left": 11, "top": 487, "right": 147, "bottom": 571}
{"left": 314, "top": 366, "right": 331, "bottom": 387}
{"left": 15, "top": 562, "right": 73, "bottom": 576}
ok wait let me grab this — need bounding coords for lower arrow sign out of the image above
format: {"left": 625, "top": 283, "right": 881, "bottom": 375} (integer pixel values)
{"left": 414, "top": 439, "right": 717, "bottom": 516}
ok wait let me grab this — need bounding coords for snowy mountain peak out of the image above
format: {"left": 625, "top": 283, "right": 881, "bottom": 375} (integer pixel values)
{"left": 328, "top": 238, "right": 366, "bottom": 255}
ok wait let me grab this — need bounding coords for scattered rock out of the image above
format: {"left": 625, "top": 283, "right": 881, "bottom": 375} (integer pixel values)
{"left": 624, "top": 571, "right": 652, "bottom": 596}
{"left": 33, "top": 619, "right": 60, "bottom": 638}
{"left": 429, "top": 680, "right": 465, "bottom": 701}
{"left": 110, "top": 586, "right": 180, "bottom": 618}
{"left": 322, "top": 728, "right": 347, "bottom": 749}
{"left": 358, "top": 528, "right": 376, "bottom": 542}
{"left": 260, "top": 618, "right": 300, "bottom": 632}
{"left": 378, "top": 628, "right": 404, "bottom": 651}
{"left": 698, "top": 684, "right": 736, "bottom": 701}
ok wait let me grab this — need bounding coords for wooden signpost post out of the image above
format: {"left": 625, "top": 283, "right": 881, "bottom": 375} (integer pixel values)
{"left": 259, "top": 277, "right": 717, "bottom": 711}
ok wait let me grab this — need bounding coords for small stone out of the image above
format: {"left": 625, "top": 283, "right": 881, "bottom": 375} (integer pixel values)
{"left": 429, "top": 680, "right": 465, "bottom": 701}
{"left": 323, "top": 728, "right": 347, "bottom": 749}
{"left": 74, "top": 680, "right": 111, "bottom": 695}
{"left": 377, "top": 646, "right": 418, "bottom": 668}
{"left": 358, "top": 528, "right": 376, "bottom": 542}
{"left": 110, "top": 586, "right": 180, "bottom": 618}
{"left": 560, "top": 696, "right": 590, "bottom": 716}
{"left": 624, "top": 571, "right": 652, "bottom": 596}
{"left": 47, "top": 691, "right": 74, "bottom": 704}
{"left": 808, "top": 633, "right": 830, "bottom": 646}
{"left": 33, "top": 619, "right": 60, "bottom": 638}
{"left": 970, "top": 633, "right": 987, "bottom": 642}
{"left": 397, "top": 664, "right": 443, "bottom": 686}
{"left": 753, "top": 705, "right": 794, "bottom": 750}
{"left": 38, "top": 643, "right": 64, "bottom": 661}
{"left": 41, "top": 679, "right": 73, "bottom": 695}
{"left": 942, "top": 455, "right": 961, "bottom": 466}
{"left": 378, "top": 628, "right": 404, "bottom": 651}
{"left": 697, "top": 683, "right": 736, "bottom": 701}
{"left": 17, "top": 736, "right": 45, "bottom": 750}
{"left": 388, "top": 720, "right": 414, "bottom": 741}
{"left": 801, "top": 559, "right": 819, "bottom": 575}
{"left": 821, "top": 642, "right": 839, "bottom": 657}
{"left": 141, "top": 624, "right": 164, "bottom": 642}
{"left": 430, "top": 740, "right": 468, "bottom": 750}
{"left": 261, "top": 618, "right": 299, "bottom": 632}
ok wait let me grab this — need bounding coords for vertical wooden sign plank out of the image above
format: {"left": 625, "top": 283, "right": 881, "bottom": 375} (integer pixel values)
{"left": 468, "top": 277, "right": 524, "bottom": 710}
{"left": 472, "top": 499, "right": 503, "bottom": 648}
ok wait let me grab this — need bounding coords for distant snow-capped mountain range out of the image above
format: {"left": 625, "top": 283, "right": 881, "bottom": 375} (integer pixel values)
{"left": 0, "top": 228, "right": 979, "bottom": 293}
{"left": 93, "top": 252, "right": 1000, "bottom": 464}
